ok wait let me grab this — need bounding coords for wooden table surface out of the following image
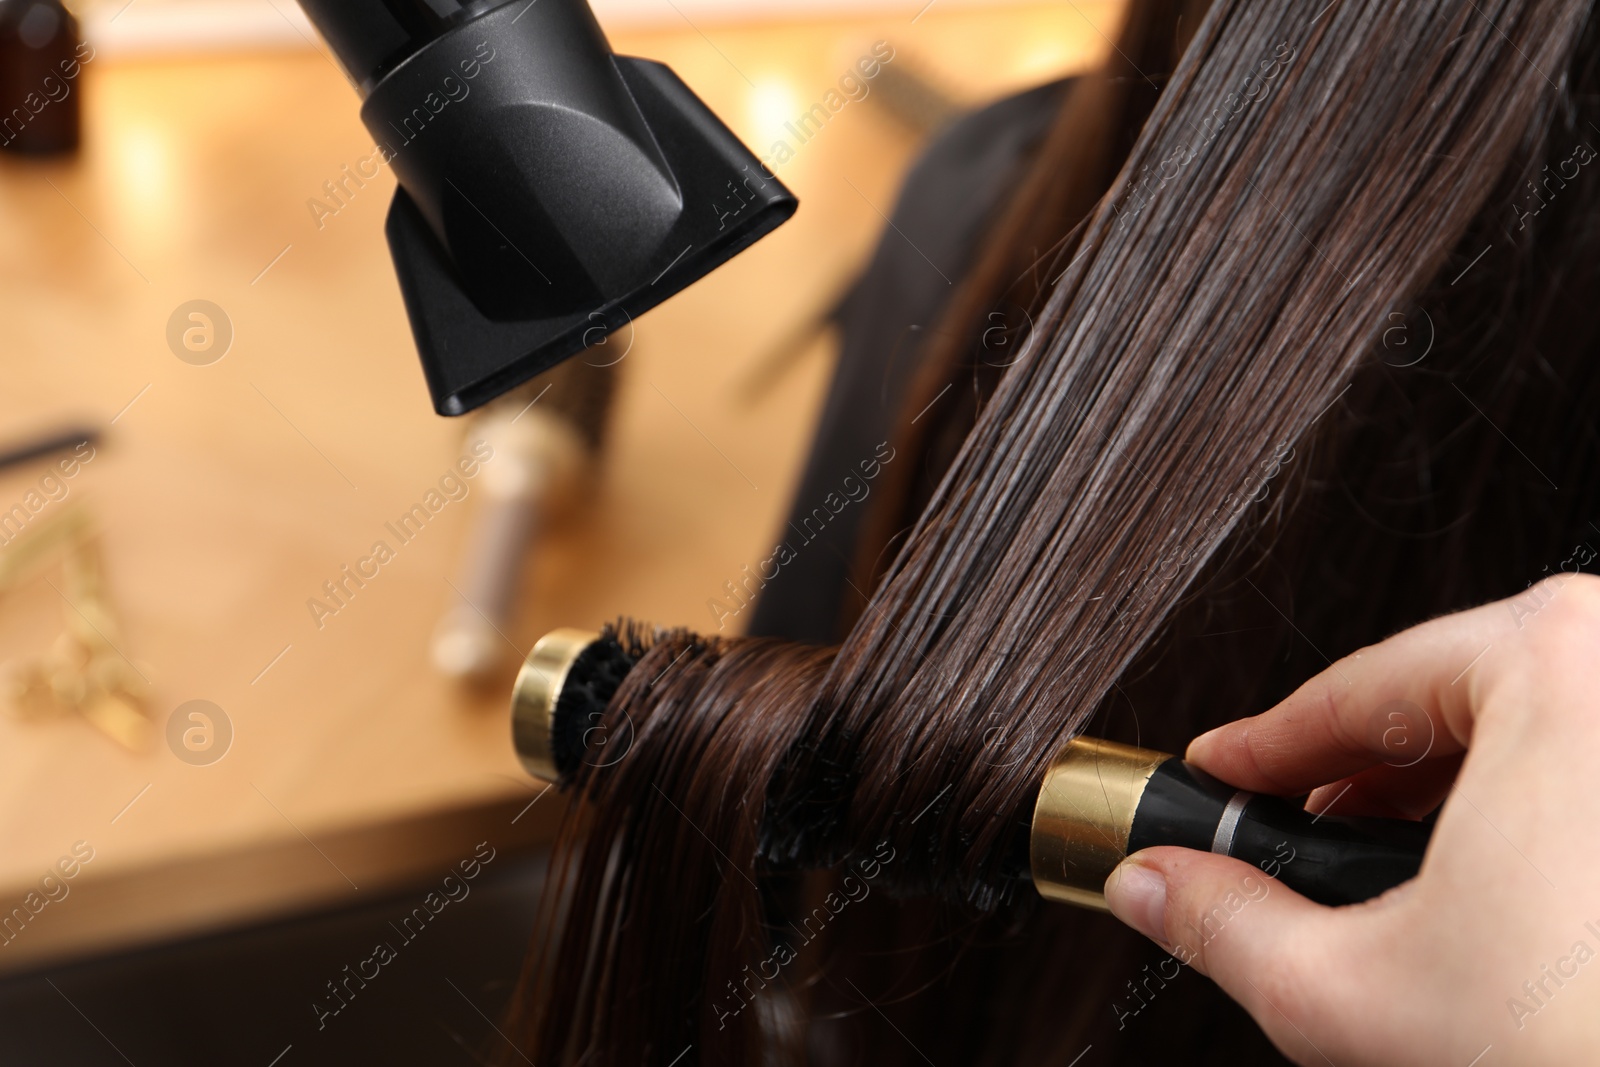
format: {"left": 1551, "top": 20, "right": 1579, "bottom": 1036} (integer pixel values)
{"left": 0, "top": 1, "right": 1115, "bottom": 974}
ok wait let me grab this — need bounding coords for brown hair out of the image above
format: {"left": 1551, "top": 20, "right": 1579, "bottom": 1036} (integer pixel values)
{"left": 513, "top": 0, "right": 1600, "bottom": 1062}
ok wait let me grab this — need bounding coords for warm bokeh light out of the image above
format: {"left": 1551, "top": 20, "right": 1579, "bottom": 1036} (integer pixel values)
{"left": 107, "top": 123, "right": 172, "bottom": 236}
{"left": 745, "top": 78, "right": 801, "bottom": 147}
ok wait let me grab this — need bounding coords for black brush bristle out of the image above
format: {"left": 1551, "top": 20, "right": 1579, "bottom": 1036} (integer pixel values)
{"left": 549, "top": 622, "right": 649, "bottom": 778}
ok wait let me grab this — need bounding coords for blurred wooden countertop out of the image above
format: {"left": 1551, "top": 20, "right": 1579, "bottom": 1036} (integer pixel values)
{"left": 0, "top": 2, "right": 1115, "bottom": 974}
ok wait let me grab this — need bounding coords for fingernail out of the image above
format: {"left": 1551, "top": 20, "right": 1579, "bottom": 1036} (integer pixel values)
{"left": 1105, "top": 861, "right": 1168, "bottom": 943}
{"left": 1186, "top": 727, "right": 1223, "bottom": 759}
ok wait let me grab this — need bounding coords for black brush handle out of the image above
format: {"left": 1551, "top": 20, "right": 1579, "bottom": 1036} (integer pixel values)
{"left": 1128, "top": 760, "right": 1432, "bottom": 906}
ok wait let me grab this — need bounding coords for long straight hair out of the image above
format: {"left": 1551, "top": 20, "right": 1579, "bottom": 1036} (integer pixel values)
{"left": 512, "top": 1, "right": 1600, "bottom": 1062}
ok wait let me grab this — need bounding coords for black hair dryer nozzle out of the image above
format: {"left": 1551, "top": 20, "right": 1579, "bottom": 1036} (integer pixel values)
{"left": 299, "top": 0, "right": 798, "bottom": 415}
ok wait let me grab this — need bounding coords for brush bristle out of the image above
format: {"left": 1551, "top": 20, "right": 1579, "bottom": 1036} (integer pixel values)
{"left": 549, "top": 621, "right": 650, "bottom": 777}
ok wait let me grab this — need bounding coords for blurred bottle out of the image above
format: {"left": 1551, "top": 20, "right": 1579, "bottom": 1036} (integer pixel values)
{"left": 432, "top": 358, "right": 617, "bottom": 683}
{"left": 0, "top": 0, "right": 85, "bottom": 156}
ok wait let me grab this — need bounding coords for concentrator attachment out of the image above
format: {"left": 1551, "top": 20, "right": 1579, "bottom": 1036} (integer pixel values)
{"left": 299, "top": 0, "right": 798, "bottom": 415}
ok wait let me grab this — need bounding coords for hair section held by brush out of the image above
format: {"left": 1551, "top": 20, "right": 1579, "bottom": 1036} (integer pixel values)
{"left": 509, "top": 1, "right": 1600, "bottom": 1064}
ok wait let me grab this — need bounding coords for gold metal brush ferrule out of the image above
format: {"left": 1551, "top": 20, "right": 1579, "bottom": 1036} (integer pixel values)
{"left": 510, "top": 627, "right": 600, "bottom": 783}
{"left": 1030, "top": 737, "right": 1173, "bottom": 911}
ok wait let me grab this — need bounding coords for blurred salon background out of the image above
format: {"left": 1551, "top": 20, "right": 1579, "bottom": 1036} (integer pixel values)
{"left": 0, "top": 0, "right": 1114, "bottom": 1061}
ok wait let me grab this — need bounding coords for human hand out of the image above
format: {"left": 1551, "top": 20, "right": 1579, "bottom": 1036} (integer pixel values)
{"left": 1103, "top": 575, "right": 1600, "bottom": 1065}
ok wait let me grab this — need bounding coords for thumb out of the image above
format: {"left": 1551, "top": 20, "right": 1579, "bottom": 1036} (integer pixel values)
{"left": 1105, "top": 846, "right": 1375, "bottom": 1064}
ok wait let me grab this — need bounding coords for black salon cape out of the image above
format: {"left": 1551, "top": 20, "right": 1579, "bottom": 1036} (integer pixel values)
{"left": 748, "top": 78, "right": 1069, "bottom": 644}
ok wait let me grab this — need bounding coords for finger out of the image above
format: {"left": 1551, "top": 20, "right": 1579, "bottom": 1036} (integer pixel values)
{"left": 1105, "top": 848, "right": 1391, "bottom": 1064}
{"left": 1182, "top": 579, "right": 1564, "bottom": 794}
{"left": 1304, "top": 752, "right": 1462, "bottom": 820}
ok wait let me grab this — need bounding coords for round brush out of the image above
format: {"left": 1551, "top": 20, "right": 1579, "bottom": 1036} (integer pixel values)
{"left": 510, "top": 629, "right": 1432, "bottom": 910}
